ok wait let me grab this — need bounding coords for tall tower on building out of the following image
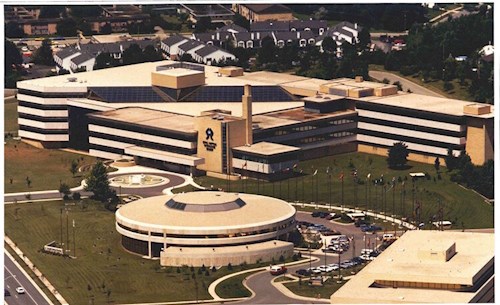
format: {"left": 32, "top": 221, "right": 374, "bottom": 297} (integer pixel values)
{"left": 242, "top": 84, "right": 253, "bottom": 145}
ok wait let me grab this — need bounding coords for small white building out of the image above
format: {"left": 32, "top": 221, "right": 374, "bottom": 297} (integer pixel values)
{"left": 70, "top": 53, "right": 96, "bottom": 72}
{"left": 161, "top": 35, "right": 189, "bottom": 58}
{"left": 193, "top": 45, "right": 236, "bottom": 65}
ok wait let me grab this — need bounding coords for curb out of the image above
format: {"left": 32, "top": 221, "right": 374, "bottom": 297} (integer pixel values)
{"left": 4, "top": 250, "right": 55, "bottom": 305}
{"left": 5, "top": 236, "right": 69, "bottom": 305}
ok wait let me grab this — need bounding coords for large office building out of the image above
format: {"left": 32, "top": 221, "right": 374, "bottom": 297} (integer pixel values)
{"left": 16, "top": 60, "right": 493, "bottom": 179}
{"left": 330, "top": 230, "right": 494, "bottom": 303}
{"left": 116, "top": 191, "right": 296, "bottom": 266}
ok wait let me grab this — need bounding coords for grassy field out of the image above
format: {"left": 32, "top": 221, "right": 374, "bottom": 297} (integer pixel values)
{"left": 4, "top": 97, "right": 18, "bottom": 133}
{"left": 369, "top": 64, "right": 472, "bottom": 101}
{"left": 215, "top": 272, "right": 253, "bottom": 298}
{"left": 4, "top": 200, "right": 249, "bottom": 304}
{"left": 284, "top": 277, "right": 347, "bottom": 299}
{"left": 187, "top": 152, "right": 493, "bottom": 229}
{"left": 4, "top": 139, "right": 98, "bottom": 193}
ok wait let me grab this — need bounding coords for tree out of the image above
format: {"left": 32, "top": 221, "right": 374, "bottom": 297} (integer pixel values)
{"left": 94, "top": 52, "right": 119, "bottom": 70}
{"left": 70, "top": 159, "right": 79, "bottom": 177}
{"left": 194, "top": 16, "right": 212, "bottom": 33}
{"left": 100, "top": 23, "right": 112, "bottom": 35}
{"left": 56, "top": 18, "right": 78, "bottom": 37}
{"left": 434, "top": 157, "right": 440, "bottom": 172}
{"left": 5, "top": 39, "right": 22, "bottom": 72}
{"left": 444, "top": 148, "right": 456, "bottom": 170}
{"left": 84, "top": 161, "right": 112, "bottom": 202}
{"left": 142, "top": 45, "right": 162, "bottom": 62}
{"left": 232, "top": 13, "right": 250, "bottom": 31}
{"left": 59, "top": 183, "right": 71, "bottom": 198}
{"left": 122, "top": 44, "right": 144, "bottom": 65}
{"left": 5, "top": 21, "right": 25, "bottom": 38}
{"left": 256, "top": 36, "right": 276, "bottom": 66}
{"left": 387, "top": 141, "right": 409, "bottom": 169}
{"left": 321, "top": 36, "right": 336, "bottom": 54}
{"left": 33, "top": 39, "right": 55, "bottom": 66}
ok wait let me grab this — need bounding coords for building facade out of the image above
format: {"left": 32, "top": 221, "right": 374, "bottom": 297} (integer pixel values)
{"left": 16, "top": 61, "right": 494, "bottom": 179}
{"left": 116, "top": 191, "right": 296, "bottom": 266}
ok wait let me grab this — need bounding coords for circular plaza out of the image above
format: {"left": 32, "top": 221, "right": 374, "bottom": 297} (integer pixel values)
{"left": 115, "top": 191, "right": 296, "bottom": 266}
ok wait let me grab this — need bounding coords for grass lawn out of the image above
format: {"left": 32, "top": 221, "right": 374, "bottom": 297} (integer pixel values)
{"left": 5, "top": 97, "right": 18, "bottom": 133}
{"left": 4, "top": 200, "right": 247, "bottom": 304}
{"left": 284, "top": 277, "right": 347, "bottom": 299}
{"left": 215, "top": 272, "right": 253, "bottom": 298}
{"left": 4, "top": 139, "right": 98, "bottom": 193}
{"left": 190, "top": 152, "right": 493, "bottom": 229}
{"left": 161, "top": 14, "right": 192, "bottom": 33}
{"left": 369, "top": 64, "right": 473, "bottom": 101}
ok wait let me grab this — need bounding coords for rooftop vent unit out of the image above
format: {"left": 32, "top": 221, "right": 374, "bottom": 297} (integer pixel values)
{"left": 67, "top": 77, "right": 77, "bottom": 82}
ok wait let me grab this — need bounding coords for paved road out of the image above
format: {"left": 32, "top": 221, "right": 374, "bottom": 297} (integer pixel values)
{"left": 369, "top": 70, "right": 445, "bottom": 97}
{"left": 230, "top": 269, "right": 328, "bottom": 304}
{"left": 4, "top": 253, "right": 51, "bottom": 305}
{"left": 4, "top": 172, "right": 186, "bottom": 203}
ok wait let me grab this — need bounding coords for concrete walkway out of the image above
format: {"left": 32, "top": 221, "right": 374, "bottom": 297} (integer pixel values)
{"left": 5, "top": 236, "right": 68, "bottom": 305}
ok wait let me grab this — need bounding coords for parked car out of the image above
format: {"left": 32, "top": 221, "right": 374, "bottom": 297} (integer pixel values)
{"left": 295, "top": 268, "right": 312, "bottom": 276}
{"left": 318, "top": 212, "right": 328, "bottom": 218}
{"left": 311, "top": 211, "right": 321, "bottom": 217}
{"left": 4, "top": 289, "right": 11, "bottom": 296}
{"left": 270, "top": 265, "right": 287, "bottom": 276}
{"left": 325, "top": 212, "right": 336, "bottom": 220}
{"left": 15, "top": 287, "right": 25, "bottom": 294}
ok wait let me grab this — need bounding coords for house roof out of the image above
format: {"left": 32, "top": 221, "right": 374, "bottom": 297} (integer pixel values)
{"left": 162, "top": 35, "right": 188, "bottom": 47}
{"left": 195, "top": 45, "right": 221, "bottom": 58}
{"left": 54, "top": 47, "right": 80, "bottom": 60}
{"left": 217, "top": 23, "right": 248, "bottom": 33}
{"left": 233, "top": 31, "right": 272, "bottom": 42}
{"left": 274, "top": 31, "right": 316, "bottom": 41}
{"left": 178, "top": 40, "right": 205, "bottom": 52}
{"left": 193, "top": 32, "right": 231, "bottom": 43}
{"left": 71, "top": 52, "right": 95, "bottom": 65}
{"left": 242, "top": 4, "right": 291, "bottom": 14}
{"left": 289, "top": 20, "right": 328, "bottom": 30}
{"left": 250, "top": 21, "right": 289, "bottom": 32}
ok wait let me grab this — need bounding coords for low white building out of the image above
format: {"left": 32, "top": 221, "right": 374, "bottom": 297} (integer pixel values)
{"left": 160, "top": 35, "right": 189, "bottom": 58}
{"left": 193, "top": 45, "right": 236, "bottom": 65}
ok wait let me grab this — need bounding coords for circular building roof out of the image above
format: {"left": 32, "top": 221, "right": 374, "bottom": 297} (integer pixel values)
{"left": 116, "top": 191, "right": 295, "bottom": 234}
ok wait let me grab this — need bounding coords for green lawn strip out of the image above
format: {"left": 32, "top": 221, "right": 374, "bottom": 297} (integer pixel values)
{"left": 369, "top": 64, "right": 472, "bottom": 101}
{"left": 215, "top": 271, "right": 255, "bottom": 298}
{"left": 283, "top": 277, "right": 347, "bottom": 299}
{"left": 4, "top": 139, "right": 98, "bottom": 193}
{"left": 192, "top": 152, "right": 492, "bottom": 229}
{"left": 4, "top": 246, "right": 61, "bottom": 304}
{"left": 4, "top": 97, "right": 19, "bottom": 133}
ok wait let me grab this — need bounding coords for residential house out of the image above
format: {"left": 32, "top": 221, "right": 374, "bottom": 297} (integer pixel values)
{"left": 250, "top": 20, "right": 289, "bottom": 32}
{"left": 289, "top": 20, "right": 328, "bottom": 35}
{"left": 192, "top": 31, "right": 232, "bottom": 48}
{"left": 53, "top": 48, "right": 81, "bottom": 72}
{"left": 272, "top": 31, "right": 316, "bottom": 48}
{"left": 177, "top": 40, "right": 206, "bottom": 59}
{"left": 70, "top": 53, "right": 96, "bottom": 72}
{"left": 193, "top": 45, "right": 236, "bottom": 65}
{"left": 161, "top": 35, "right": 189, "bottom": 59}
{"left": 232, "top": 31, "right": 272, "bottom": 49}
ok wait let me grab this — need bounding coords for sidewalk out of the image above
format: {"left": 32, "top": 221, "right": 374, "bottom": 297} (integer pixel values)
{"left": 5, "top": 236, "right": 69, "bottom": 305}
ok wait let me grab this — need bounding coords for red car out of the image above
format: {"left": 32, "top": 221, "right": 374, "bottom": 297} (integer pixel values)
{"left": 269, "top": 265, "right": 287, "bottom": 276}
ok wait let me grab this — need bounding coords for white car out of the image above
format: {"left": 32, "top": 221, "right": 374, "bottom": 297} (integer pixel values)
{"left": 16, "top": 287, "right": 25, "bottom": 294}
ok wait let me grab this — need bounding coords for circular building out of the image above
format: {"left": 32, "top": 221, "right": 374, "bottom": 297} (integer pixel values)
{"left": 115, "top": 191, "right": 296, "bottom": 266}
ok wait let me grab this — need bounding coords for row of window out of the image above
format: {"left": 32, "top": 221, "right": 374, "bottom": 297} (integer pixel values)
{"left": 19, "top": 100, "right": 68, "bottom": 111}
{"left": 18, "top": 88, "right": 86, "bottom": 99}
{"left": 358, "top": 129, "right": 465, "bottom": 150}
{"left": 117, "top": 220, "right": 294, "bottom": 239}
{"left": 374, "top": 280, "right": 463, "bottom": 291}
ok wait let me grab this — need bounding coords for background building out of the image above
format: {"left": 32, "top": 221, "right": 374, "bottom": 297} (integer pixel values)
{"left": 330, "top": 230, "right": 494, "bottom": 303}
{"left": 115, "top": 191, "right": 296, "bottom": 266}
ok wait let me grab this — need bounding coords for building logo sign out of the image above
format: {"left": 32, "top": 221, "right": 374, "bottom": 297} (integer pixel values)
{"left": 203, "top": 128, "right": 217, "bottom": 151}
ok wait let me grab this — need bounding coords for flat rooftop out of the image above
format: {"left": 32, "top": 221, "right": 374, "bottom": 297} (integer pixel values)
{"left": 155, "top": 67, "right": 204, "bottom": 77}
{"left": 116, "top": 192, "right": 296, "bottom": 230}
{"left": 88, "top": 107, "right": 197, "bottom": 134}
{"left": 331, "top": 230, "right": 494, "bottom": 304}
{"left": 254, "top": 108, "right": 356, "bottom": 129}
{"left": 358, "top": 92, "right": 494, "bottom": 118}
{"left": 233, "top": 142, "right": 300, "bottom": 156}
